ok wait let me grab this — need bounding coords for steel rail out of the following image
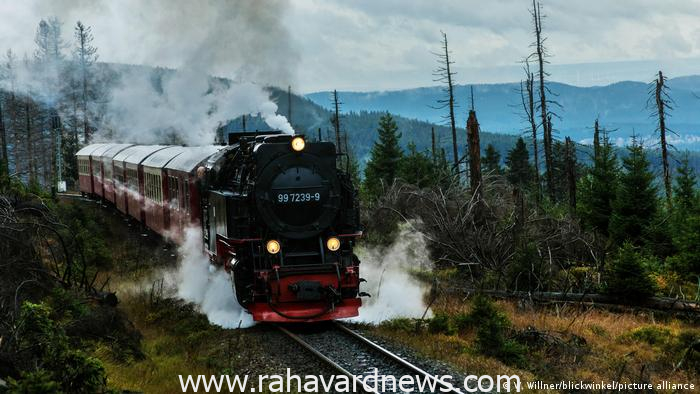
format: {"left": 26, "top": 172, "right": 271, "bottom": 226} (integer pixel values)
{"left": 277, "top": 323, "right": 465, "bottom": 393}
{"left": 333, "top": 322, "right": 463, "bottom": 394}
{"left": 276, "top": 325, "right": 378, "bottom": 393}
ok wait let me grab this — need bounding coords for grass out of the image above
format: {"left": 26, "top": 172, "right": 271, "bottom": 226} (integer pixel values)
{"left": 367, "top": 292, "right": 700, "bottom": 393}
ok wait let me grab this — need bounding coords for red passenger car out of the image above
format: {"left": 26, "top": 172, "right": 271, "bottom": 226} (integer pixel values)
{"left": 99, "top": 144, "right": 134, "bottom": 204}
{"left": 121, "top": 145, "right": 170, "bottom": 222}
{"left": 76, "top": 144, "right": 108, "bottom": 195}
{"left": 140, "top": 146, "right": 188, "bottom": 236}
{"left": 164, "top": 146, "right": 223, "bottom": 242}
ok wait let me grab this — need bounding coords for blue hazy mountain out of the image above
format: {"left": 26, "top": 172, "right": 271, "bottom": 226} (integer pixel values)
{"left": 307, "top": 76, "right": 700, "bottom": 150}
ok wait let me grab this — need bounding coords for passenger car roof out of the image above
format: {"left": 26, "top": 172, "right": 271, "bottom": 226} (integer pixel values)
{"left": 141, "top": 146, "right": 188, "bottom": 168}
{"left": 90, "top": 143, "right": 123, "bottom": 159}
{"left": 164, "top": 146, "right": 224, "bottom": 172}
{"left": 75, "top": 143, "right": 109, "bottom": 157}
{"left": 117, "top": 145, "right": 171, "bottom": 164}
{"left": 99, "top": 144, "right": 134, "bottom": 160}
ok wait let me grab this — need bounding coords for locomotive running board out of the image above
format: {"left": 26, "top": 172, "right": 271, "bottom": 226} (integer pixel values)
{"left": 248, "top": 299, "right": 361, "bottom": 323}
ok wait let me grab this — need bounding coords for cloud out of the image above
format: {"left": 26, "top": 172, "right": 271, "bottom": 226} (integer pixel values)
{"left": 1, "top": 0, "right": 298, "bottom": 86}
{"left": 0, "top": 0, "right": 698, "bottom": 92}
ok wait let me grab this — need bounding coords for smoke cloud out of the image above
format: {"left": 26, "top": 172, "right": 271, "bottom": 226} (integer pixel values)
{"left": 3, "top": 0, "right": 298, "bottom": 145}
{"left": 166, "top": 227, "right": 255, "bottom": 329}
{"left": 350, "top": 225, "right": 434, "bottom": 324}
{"left": 102, "top": 67, "right": 294, "bottom": 145}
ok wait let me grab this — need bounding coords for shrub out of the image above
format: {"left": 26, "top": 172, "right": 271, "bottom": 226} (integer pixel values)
{"left": 627, "top": 326, "right": 672, "bottom": 346}
{"left": 469, "top": 295, "right": 526, "bottom": 366}
{"left": 380, "top": 318, "right": 419, "bottom": 333}
{"left": 427, "top": 313, "right": 453, "bottom": 335}
{"left": 452, "top": 312, "right": 473, "bottom": 333}
{"left": 6, "top": 370, "right": 61, "bottom": 394}
{"left": 604, "top": 243, "right": 657, "bottom": 300}
{"left": 11, "top": 301, "right": 112, "bottom": 394}
{"left": 675, "top": 330, "right": 700, "bottom": 374}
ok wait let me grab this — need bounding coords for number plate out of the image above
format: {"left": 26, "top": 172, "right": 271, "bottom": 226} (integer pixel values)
{"left": 276, "top": 192, "right": 321, "bottom": 203}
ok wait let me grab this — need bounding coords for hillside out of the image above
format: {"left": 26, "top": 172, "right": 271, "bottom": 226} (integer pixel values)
{"left": 228, "top": 86, "right": 522, "bottom": 166}
{"left": 306, "top": 77, "right": 700, "bottom": 150}
{"left": 232, "top": 87, "right": 700, "bottom": 173}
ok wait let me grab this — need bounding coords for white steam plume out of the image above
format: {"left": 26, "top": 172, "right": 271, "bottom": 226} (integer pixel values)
{"left": 165, "top": 227, "right": 255, "bottom": 329}
{"left": 102, "top": 66, "right": 294, "bottom": 145}
{"left": 6, "top": 0, "right": 298, "bottom": 145}
{"left": 350, "top": 224, "right": 434, "bottom": 324}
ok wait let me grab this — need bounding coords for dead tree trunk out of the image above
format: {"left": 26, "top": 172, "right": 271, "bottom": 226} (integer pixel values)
{"left": 451, "top": 289, "right": 700, "bottom": 314}
{"left": 593, "top": 118, "right": 600, "bottom": 161}
{"left": 467, "top": 110, "right": 482, "bottom": 199}
{"left": 521, "top": 61, "right": 540, "bottom": 204}
{"left": 433, "top": 31, "right": 459, "bottom": 176}
{"left": 531, "top": 0, "right": 554, "bottom": 201}
{"left": 431, "top": 126, "right": 437, "bottom": 164}
{"left": 565, "top": 136, "right": 576, "bottom": 211}
{"left": 654, "top": 71, "right": 673, "bottom": 207}
{"left": 25, "top": 100, "right": 35, "bottom": 185}
{"left": 287, "top": 85, "right": 292, "bottom": 125}
{"left": 0, "top": 97, "right": 8, "bottom": 179}
{"left": 332, "top": 89, "right": 341, "bottom": 155}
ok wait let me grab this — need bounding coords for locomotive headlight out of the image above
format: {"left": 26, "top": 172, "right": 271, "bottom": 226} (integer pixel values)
{"left": 266, "top": 239, "right": 281, "bottom": 254}
{"left": 291, "top": 136, "right": 305, "bottom": 152}
{"left": 326, "top": 237, "right": 340, "bottom": 251}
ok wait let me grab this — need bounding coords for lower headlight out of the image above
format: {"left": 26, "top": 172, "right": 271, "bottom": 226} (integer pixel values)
{"left": 326, "top": 237, "right": 340, "bottom": 251}
{"left": 266, "top": 239, "right": 281, "bottom": 254}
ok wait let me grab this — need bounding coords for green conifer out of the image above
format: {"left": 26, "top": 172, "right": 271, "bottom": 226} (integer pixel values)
{"left": 363, "top": 113, "right": 403, "bottom": 199}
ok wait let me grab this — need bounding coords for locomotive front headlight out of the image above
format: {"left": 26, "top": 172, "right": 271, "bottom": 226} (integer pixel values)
{"left": 266, "top": 239, "right": 281, "bottom": 254}
{"left": 326, "top": 237, "right": 340, "bottom": 251}
{"left": 291, "top": 136, "right": 305, "bottom": 152}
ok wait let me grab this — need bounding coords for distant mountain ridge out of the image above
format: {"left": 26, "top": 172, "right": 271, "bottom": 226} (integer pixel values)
{"left": 306, "top": 76, "right": 700, "bottom": 150}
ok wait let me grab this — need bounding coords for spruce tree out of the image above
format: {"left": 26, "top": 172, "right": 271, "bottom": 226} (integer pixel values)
{"left": 551, "top": 140, "right": 568, "bottom": 201}
{"left": 608, "top": 138, "right": 658, "bottom": 247}
{"left": 363, "top": 113, "right": 403, "bottom": 199}
{"left": 667, "top": 216, "right": 700, "bottom": 277}
{"left": 673, "top": 155, "right": 698, "bottom": 213}
{"left": 577, "top": 134, "right": 618, "bottom": 235}
{"left": 667, "top": 154, "right": 700, "bottom": 277}
{"left": 482, "top": 143, "right": 501, "bottom": 175}
{"left": 398, "top": 142, "right": 436, "bottom": 189}
{"left": 605, "top": 243, "right": 656, "bottom": 300}
{"left": 505, "top": 137, "right": 533, "bottom": 186}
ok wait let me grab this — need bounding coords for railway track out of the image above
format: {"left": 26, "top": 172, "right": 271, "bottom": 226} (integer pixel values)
{"left": 277, "top": 322, "right": 467, "bottom": 394}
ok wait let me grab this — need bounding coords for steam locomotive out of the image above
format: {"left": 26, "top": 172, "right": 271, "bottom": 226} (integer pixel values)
{"left": 76, "top": 131, "right": 363, "bottom": 322}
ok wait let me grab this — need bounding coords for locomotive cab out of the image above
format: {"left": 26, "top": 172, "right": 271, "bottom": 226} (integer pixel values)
{"left": 203, "top": 133, "right": 362, "bottom": 322}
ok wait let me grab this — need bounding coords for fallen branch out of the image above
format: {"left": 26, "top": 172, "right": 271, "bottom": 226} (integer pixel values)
{"left": 447, "top": 288, "right": 700, "bottom": 313}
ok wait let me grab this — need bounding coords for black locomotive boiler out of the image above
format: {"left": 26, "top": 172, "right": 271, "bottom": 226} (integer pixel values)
{"left": 203, "top": 132, "right": 364, "bottom": 322}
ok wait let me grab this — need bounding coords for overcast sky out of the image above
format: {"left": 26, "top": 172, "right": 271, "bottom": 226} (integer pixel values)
{"left": 1, "top": 0, "right": 700, "bottom": 92}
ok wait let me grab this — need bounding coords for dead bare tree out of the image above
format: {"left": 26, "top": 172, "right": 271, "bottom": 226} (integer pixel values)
{"left": 331, "top": 89, "right": 342, "bottom": 155}
{"left": 74, "top": 21, "right": 98, "bottom": 144}
{"left": 0, "top": 95, "right": 7, "bottom": 179}
{"left": 467, "top": 110, "right": 482, "bottom": 199}
{"left": 369, "top": 178, "right": 594, "bottom": 291}
{"left": 432, "top": 31, "right": 459, "bottom": 176}
{"left": 287, "top": 85, "right": 292, "bottom": 125}
{"left": 593, "top": 118, "right": 600, "bottom": 161}
{"left": 24, "top": 98, "right": 36, "bottom": 185}
{"left": 529, "top": 0, "right": 557, "bottom": 201}
{"left": 520, "top": 60, "right": 541, "bottom": 204}
{"left": 431, "top": 126, "right": 437, "bottom": 164}
{"left": 565, "top": 136, "right": 576, "bottom": 212}
{"left": 649, "top": 70, "right": 675, "bottom": 207}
